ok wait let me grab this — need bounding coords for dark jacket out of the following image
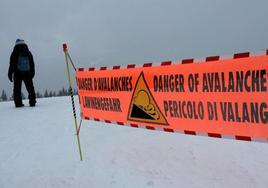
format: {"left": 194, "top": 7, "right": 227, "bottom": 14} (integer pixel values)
{"left": 8, "top": 43, "right": 35, "bottom": 81}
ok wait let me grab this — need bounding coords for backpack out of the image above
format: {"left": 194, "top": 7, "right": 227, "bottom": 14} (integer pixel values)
{"left": 17, "top": 53, "right": 30, "bottom": 71}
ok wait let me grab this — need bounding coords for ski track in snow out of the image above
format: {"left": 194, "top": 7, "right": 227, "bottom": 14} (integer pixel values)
{"left": 0, "top": 96, "right": 268, "bottom": 188}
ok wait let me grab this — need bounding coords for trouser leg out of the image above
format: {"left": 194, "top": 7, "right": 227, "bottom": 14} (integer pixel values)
{"left": 24, "top": 78, "right": 36, "bottom": 105}
{"left": 13, "top": 76, "right": 23, "bottom": 106}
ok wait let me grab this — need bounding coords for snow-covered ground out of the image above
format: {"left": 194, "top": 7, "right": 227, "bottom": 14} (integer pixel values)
{"left": 0, "top": 96, "right": 267, "bottom": 188}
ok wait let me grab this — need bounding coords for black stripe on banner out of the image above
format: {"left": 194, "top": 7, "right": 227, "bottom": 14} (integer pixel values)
{"left": 127, "top": 64, "right": 135, "bottom": 69}
{"left": 164, "top": 128, "right": 174, "bottom": 133}
{"left": 117, "top": 122, "right": 124, "bottom": 125}
{"left": 181, "top": 59, "right": 194, "bottom": 64}
{"left": 161, "top": 61, "right": 172, "bottom": 66}
{"left": 143, "top": 63, "right": 152, "bottom": 67}
{"left": 208, "top": 133, "right": 222, "bottom": 138}
{"left": 184, "top": 130, "right": 196, "bottom": 135}
{"left": 233, "top": 52, "right": 250, "bottom": 59}
{"left": 113, "top": 65, "right": 121, "bottom": 69}
{"left": 146, "top": 126, "right": 155, "bottom": 130}
{"left": 130, "top": 124, "right": 138, "bottom": 128}
{"left": 205, "top": 56, "right": 220, "bottom": 62}
{"left": 235, "top": 136, "right": 252, "bottom": 141}
{"left": 100, "top": 67, "right": 107, "bottom": 70}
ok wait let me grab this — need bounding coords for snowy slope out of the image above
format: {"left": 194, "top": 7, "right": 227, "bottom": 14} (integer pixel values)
{"left": 0, "top": 96, "right": 268, "bottom": 188}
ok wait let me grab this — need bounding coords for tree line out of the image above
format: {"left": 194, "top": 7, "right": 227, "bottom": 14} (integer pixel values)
{"left": 0, "top": 87, "right": 78, "bottom": 102}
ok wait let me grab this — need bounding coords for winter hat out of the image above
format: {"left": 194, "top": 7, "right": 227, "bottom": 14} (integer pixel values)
{"left": 15, "top": 39, "right": 25, "bottom": 45}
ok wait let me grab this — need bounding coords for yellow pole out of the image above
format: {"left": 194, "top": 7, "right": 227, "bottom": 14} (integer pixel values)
{"left": 63, "top": 43, "right": 83, "bottom": 161}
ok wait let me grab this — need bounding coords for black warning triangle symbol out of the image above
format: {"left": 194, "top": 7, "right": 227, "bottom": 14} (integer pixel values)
{"left": 127, "top": 72, "right": 168, "bottom": 125}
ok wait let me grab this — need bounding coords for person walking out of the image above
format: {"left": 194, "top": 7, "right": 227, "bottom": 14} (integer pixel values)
{"left": 8, "top": 39, "right": 36, "bottom": 107}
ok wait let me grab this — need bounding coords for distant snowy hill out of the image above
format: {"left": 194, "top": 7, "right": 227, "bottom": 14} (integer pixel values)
{"left": 0, "top": 96, "right": 268, "bottom": 188}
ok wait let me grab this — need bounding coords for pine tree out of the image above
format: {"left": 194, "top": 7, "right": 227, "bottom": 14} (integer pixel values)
{"left": 59, "top": 87, "right": 67, "bottom": 96}
{"left": 1, "top": 90, "right": 8, "bottom": 101}
{"left": 57, "top": 89, "right": 62, "bottom": 96}
{"left": 62, "top": 87, "right": 67, "bottom": 96}
{"left": 36, "top": 91, "right": 42, "bottom": 98}
{"left": 44, "top": 90, "right": 49, "bottom": 98}
{"left": 49, "top": 91, "right": 53, "bottom": 97}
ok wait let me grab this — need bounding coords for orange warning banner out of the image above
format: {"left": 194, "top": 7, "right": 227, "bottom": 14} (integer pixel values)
{"left": 76, "top": 53, "right": 268, "bottom": 141}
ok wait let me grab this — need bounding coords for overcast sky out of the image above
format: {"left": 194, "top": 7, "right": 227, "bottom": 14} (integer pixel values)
{"left": 0, "top": 0, "right": 267, "bottom": 97}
